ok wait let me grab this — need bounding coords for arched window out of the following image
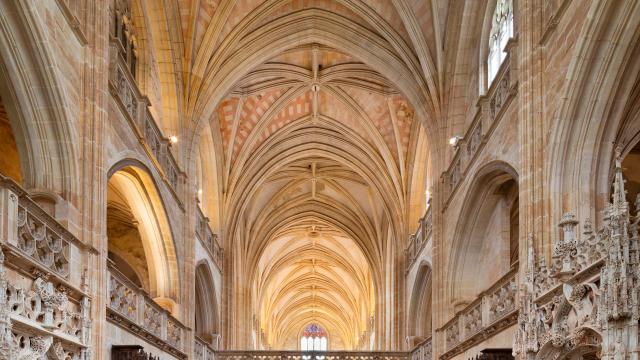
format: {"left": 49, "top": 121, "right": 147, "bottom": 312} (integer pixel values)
{"left": 487, "top": 0, "right": 514, "bottom": 84}
{"left": 300, "top": 324, "right": 328, "bottom": 351}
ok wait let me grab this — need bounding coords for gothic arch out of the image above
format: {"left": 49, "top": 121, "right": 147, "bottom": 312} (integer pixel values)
{"left": 447, "top": 161, "right": 519, "bottom": 307}
{"left": 0, "top": 1, "right": 79, "bottom": 200}
{"left": 547, "top": 0, "right": 640, "bottom": 231}
{"left": 106, "top": 161, "right": 181, "bottom": 307}
{"left": 195, "top": 261, "right": 220, "bottom": 345}
{"left": 407, "top": 262, "right": 432, "bottom": 343}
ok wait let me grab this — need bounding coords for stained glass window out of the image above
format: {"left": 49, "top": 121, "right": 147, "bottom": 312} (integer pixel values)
{"left": 300, "top": 324, "right": 328, "bottom": 351}
{"left": 487, "top": 0, "right": 514, "bottom": 85}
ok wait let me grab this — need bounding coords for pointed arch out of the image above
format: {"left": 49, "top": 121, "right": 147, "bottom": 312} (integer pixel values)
{"left": 447, "top": 161, "right": 519, "bottom": 307}
{"left": 195, "top": 261, "right": 220, "bottom": 345}
{"left": 107, "top": 162, "right": 181, "bottom": 307}
{"left": 547, "top": 0, "right": 640, "bottom": 229}
{"left": 407, "top": 261, "right": 432, "bottom": 344}
{"left": 0, "top": 1, "right": 80, "bottom": 200}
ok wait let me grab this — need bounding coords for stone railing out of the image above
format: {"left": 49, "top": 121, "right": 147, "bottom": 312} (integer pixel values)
{"left": 442, "top": 47, "right": 517, "bottom": 207}
{"left": 107, "top": 263, "right": 187, "bottom": 358}
{"left": 0, "top": 176, "right": 90, "bottom": 283}
{"left": 410, "top": 337, "right": 432, "bottom": 360}
{"left": 108, "top": 39, "right": 184, "bottom": 202}
{"left": 194, "top": 336, "right": 216, "bottom": 360}
{"left": 440, "top": 266, "right": 518, "bottom": 359}
{"left": 406, "top": 208, "right": 433, "bottom": 270}
{"left": 196, "top": 205, "right": 224, "bottom": 270}
{"left": 216, "top": 351, "right": 409, "bottom": 360}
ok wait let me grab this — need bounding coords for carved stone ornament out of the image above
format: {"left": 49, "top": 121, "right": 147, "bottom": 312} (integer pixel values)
{"left": 513, "top": 149, "right": 640, "bottom": 359}
{"left": 0, "top": 249, "right": 89, "bottom": 360}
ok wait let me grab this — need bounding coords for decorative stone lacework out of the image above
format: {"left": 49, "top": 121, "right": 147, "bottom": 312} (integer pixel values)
{"left": 10, "top": 332, "right": 84, "bottom": 360}
{"left": 143, "top": 300, "right": 163, "bottom": 338}
{"left": 194, "top": 337, "right": 216, "bottom": 360}
{"left": 166, "top": 318, "right": 182, "bottom": 349}
{"left": 144, "top": 114, "right": 162, "bottom": 160}
{"left": 15, "top": 202, "right": 70, "bottom": 278}
{"left": 0, "top": 250, "right": 90, "bottom": 360}
{"left": 10, "top": 278, "right": 81, "bottom": 336}
{"left": 107, "top": 267, "right": 186, "bottom": 356}
{"left": 489, "top": 68, "right": 511, "bottom": 120}
{"left": 533, "top": 254, "right": 556, "bottom": 297}
{"left": 410, "top": 338, "right": 432, "bottom": 360}
{"left": 463, "top": 303, "right": 482, "bottom": 336}
{"left": 440, "top": 268, "right": 518, "bottom": 358}
{"left": 444, "top": 319, "right": 460, "bottom": 350}
{"left": 109, "top": 272, "right": 137, "bottom": 320}
{"left": 196, "top": 206, "right": 224, "bottom": 270}
{"left": 488, "top": 278, "right": 516, "bottom": 323}
{"left": 514, "top": 149, "right": 640, "bottom": 359}
{"left": 114, "top": 65, "right": 139, "bottom": 120}
{"left": 406, "top": 208, "right": 433, "bottom": 270}
{"left": 466, "top": 122, "right": 482, "bottom": 157}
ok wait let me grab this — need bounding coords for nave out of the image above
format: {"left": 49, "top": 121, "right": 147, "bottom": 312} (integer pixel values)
{"left": 0, "top": 1, "right": 640, "bottom": 360}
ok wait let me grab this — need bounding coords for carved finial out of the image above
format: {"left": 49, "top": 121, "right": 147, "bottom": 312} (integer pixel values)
{"left": 614, "top": 145, "right": 623, "bottom": 167}
{"left": 527, "top": 235, "right": 535, "bottom": 269}
{"left": 81, "top": 267, "right": 89, "bottom": 292}
{"left": 583, "top": 218, "right": 593, "bottom": 236}
{"left": 612, "top": 145, "right": 627, "bottom": 207}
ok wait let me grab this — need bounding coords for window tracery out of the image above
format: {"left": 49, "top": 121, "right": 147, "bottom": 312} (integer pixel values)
{"left": 300, "top": 324, "right": 328, "bottom": 351}
{"left": 487, "top": 0, "right": 514, "bottom": 84}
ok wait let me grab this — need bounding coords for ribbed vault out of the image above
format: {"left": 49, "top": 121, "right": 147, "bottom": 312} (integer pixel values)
{"left": 217, "top": 37, "right": 422, "bottom": 352}
{"left": 177, "top": 0, "right": 442, "bottom": 351}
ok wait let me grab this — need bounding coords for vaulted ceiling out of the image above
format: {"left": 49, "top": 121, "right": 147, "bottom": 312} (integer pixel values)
{"left": 163, "top": 0, "right": 447, "bottom": 350}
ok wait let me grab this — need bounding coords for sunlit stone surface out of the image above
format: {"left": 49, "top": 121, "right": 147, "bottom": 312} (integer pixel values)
{"left": 0, "top": 1, "right": 639, "bottom": 359}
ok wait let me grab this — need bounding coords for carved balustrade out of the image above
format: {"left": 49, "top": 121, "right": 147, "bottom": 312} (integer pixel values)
{"left": 216, "top": 350, "right": 409, "bottom": 360}
{"left": 194, "top": 336, "right": 216, "bottom": 360}
{"left": 440, "top": 267, "right": 518, "bottom": 359}
{"left": 410, "top": 337, "right": 432, "bottom": 360}
{"left": 0, "top": 176, "right": 90, "bottom": 285}
{"left": 406, "top": 208, "right": 433, "bottom": 271}
{"left": 442, "top": 49, "right": 517, "bottom": 206}
{"left": 107, "top": 264, "right": 186, "bottom": 356}
{"left": 196, "top": 205, "right": 224, "bottom": 270}
{"left": 108, "top": 31, "right": 184, "bottom": 201}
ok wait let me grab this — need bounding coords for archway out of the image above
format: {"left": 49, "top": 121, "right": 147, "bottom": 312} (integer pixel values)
{"left": 195, "top": 262, "right": 220, "bottom": 347}
{"left": 407, "top": 262, "right": 432, "bottom": 347}
{"left": 0, "top": 94, "right": 22, "bottom": 183}
{"left": 0, "top": 1, "right": 79, "bottom": 200}
{"left": 449, "top": 162, "right": 519, "bottom": 306}
{"left": 106, "top": 164, "right": 180, "bottom": 310}
{"left": 546, "top": 0, "right": 640, "bottom": 229}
